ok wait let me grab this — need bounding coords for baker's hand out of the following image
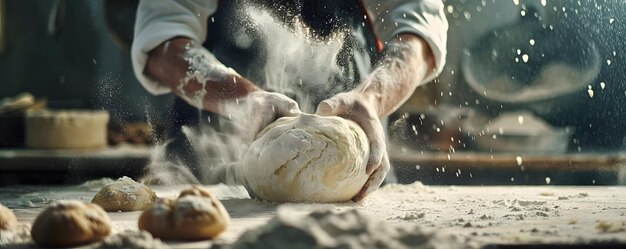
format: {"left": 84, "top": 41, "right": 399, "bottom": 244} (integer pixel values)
{"left": 224, "top": 90, "right": 301, "bottom": 143}
{"left": 315, "top": 92, "right": 389, "bottom": 202}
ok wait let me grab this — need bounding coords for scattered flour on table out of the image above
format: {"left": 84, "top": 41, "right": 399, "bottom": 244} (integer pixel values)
{"left": 558, "top": 192, "right": 590, "bottom": 200}
{"left": 492, "top": 199, "right": 559, "bottom": 218}
{"left": 1, "top": 229, "right": 169, "bottom": 249}
{"left": 378, "top": 182, "right": 434, "bottom": 194}
{"left": 79, "top": 178, "right": 117, "bottom": 190}
{"left": 91, "top": 231, "right": 169, "bottom": 249}
{"left": 393, "top": 212, "right": 426, "bottom": 221}
{"left": 595, "top": 220, "right": 626, "bottom": 233}
{"left": 0, "top": 224, "right": 31, "bottom": 247}
{"left": 492, "top": 199, "right": 547, "bottom": 207}
{"left": 1, "top": 178, "right": 117, "bottom": 209}
{"left": 221, "top": 208, "right": 476, "bottom": 249}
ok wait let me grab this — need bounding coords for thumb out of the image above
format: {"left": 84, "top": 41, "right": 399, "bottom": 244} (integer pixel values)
{"left": 315, "top": 99, "right": 337, "bottom": 116}
{"left": 277, "top": 99, "right": 301, "bottom": 117}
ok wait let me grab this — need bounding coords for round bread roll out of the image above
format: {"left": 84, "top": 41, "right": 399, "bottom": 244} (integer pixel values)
{"left": 138, "top": 185, "right": 230, "bottom": 240}
{"left": 31, "top": 201, "right": 112, "bottom": 248}
{"left": 0, "top": 203, "right": 18, "bottom": 231}
{"left": 237, "top": 114, "right": 370, "bottom": 203}
{"left": 91, "top": 176, "right": 157, "bottom": 212}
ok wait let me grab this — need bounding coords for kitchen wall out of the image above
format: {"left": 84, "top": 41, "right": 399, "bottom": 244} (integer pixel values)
{"left": 2, "top": 0, "right": 625, "bottom": 151}
{"left": 435, "top": 0, "right": 626, "bottom": 151}
{"left": 0, "top": 0, "right": 172, "bottom": 126}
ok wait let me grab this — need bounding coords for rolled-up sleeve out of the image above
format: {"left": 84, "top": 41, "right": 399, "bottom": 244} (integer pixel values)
{"left": 131, "top": 0, "right": 217, "bottom": 95}
{"left": 362, "top": 0, "right": 448, "bottom": 83}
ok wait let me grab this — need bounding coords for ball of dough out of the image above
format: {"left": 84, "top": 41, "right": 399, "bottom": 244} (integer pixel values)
{"left": 138, "top": 185, "right": 230, "bottom": 240}
{"left": 238, "top": 114, "right": 370, "bottom": 203}
{"left": 91, "top": 176, "right": 157, "bottom": 212}
{"left": 0, "top": 203, "right": 18, "bottom": 231}
{"left": 31, "top": 201, "right": 112, "bottom": 248}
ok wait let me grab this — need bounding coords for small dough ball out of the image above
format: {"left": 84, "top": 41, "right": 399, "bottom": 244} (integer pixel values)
{"left": 0, "top": 203, "right": 18, "bottom": 231}
{"left": 31, "top": 201, "right": 112, "bottom": 248}
{"left": 91, "top": 176, "right": 157, "bottom": 212}
{"left": 238, "top": 114, "right": 370, "bottom": 202}
{"left": 138, "top": 186, "right": 230, "bottom": 240}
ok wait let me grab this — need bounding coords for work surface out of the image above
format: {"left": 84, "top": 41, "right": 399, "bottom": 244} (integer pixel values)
{"left": 1, "top": 182, "right": 625, "bottom": 248}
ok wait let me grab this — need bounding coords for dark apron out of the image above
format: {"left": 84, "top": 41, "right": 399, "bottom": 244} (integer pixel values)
{"left": 167, "top": 0, "right": 381, "bottom": 174}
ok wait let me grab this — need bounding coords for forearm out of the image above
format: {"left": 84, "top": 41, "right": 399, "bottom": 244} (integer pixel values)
{"left": 145, "top": 37, "right": 259, "bottom": 113}
{"left": 354, "top": 34, "right": 435, "bottom": 117}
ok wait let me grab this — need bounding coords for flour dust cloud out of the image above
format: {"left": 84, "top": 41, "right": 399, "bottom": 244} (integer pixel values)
{"left": 142, "top": 5, "right": 351, "bottom": 186}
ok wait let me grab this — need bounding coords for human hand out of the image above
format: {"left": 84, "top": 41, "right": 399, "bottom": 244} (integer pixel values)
{"left": 223, "top": 90, "right": 301, "bottom": 143}
{"left": 315, "top": 92, "right": 390, "bottom": 201}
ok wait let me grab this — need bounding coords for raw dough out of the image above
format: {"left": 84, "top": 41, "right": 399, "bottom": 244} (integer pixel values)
{"left": 0, "top": 203, "right": 17, "bottom": 231}
{"left": 91, "top": 176, "right": 157, "bottom": 212}
{"left": 237, "top": 114, "right": 369, "bottom": 202}
{"left": 25, "top": 110, "right": 109, "bottom": 149}
{"left": 31, "top": 201, "right": 112, "bottom": 248}
{"left": 138, "top": 185, "right": 230, "bottom": 240}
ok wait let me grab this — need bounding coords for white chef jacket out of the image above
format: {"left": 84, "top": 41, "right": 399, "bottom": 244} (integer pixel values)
{"left": 131, "top": 0, "right": 448, "bottom": 96}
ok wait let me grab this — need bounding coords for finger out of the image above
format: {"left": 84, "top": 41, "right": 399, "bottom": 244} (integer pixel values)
{"left": 352, "top": 153, "right": 390, "bottom": 202}
{"left": 282, "top": 99, "right": 301, "bottom": 116}
{"left": 360, "top": 118, "right": 385, "bottom": 175}
{"left": 320, "top": 101, "right": 384, "bottom": 175}
{"left": 268, "top": 93, "right": 301, "bottom": 117}
{"left": 327, "top": 99, "right": 384, "bottom": 175}
{"left": 315, "top": 99, "right": 337, "bottom": 116}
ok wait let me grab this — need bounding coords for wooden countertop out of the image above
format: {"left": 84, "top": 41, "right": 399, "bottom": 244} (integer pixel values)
{"left": 1, "top": 184, "right": 625, "bottom": 248}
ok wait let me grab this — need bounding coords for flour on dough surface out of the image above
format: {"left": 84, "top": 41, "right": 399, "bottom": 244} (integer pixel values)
{"left": 236, "top": 114, "right": 370, "bottom": 203}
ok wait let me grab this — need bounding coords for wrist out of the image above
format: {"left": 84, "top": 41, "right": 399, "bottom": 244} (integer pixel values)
{"left": 349, "top": 86, "right": 382, "bottom": 118}
{"left": 325, "top": 92, "right": 379, "bottom": 119}
{"left": 146, "top": 37, "right": 193, "bottom": 88}
{"left": 209, "top": 75, "right": 261, "bottom": 113}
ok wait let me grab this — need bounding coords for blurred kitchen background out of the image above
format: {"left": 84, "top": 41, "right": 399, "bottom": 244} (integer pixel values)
{"left": 1, "top": 0, "right": 625, "bottom": 186}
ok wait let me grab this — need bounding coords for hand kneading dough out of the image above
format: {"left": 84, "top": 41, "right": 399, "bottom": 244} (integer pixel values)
{"left": 31, "top": 201, "right": 112, "bottom": 247}
{"left": 91, "top": 176, "right": 157, "bottom": 212}
{"left": 138, "top": 185, "right": 230, "bottom": 240}
{"left": 238, "top": 114, "right": 370, "bottom": 203}
{"left": 0, "top": 203, "right": 18, "bottom": 231}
